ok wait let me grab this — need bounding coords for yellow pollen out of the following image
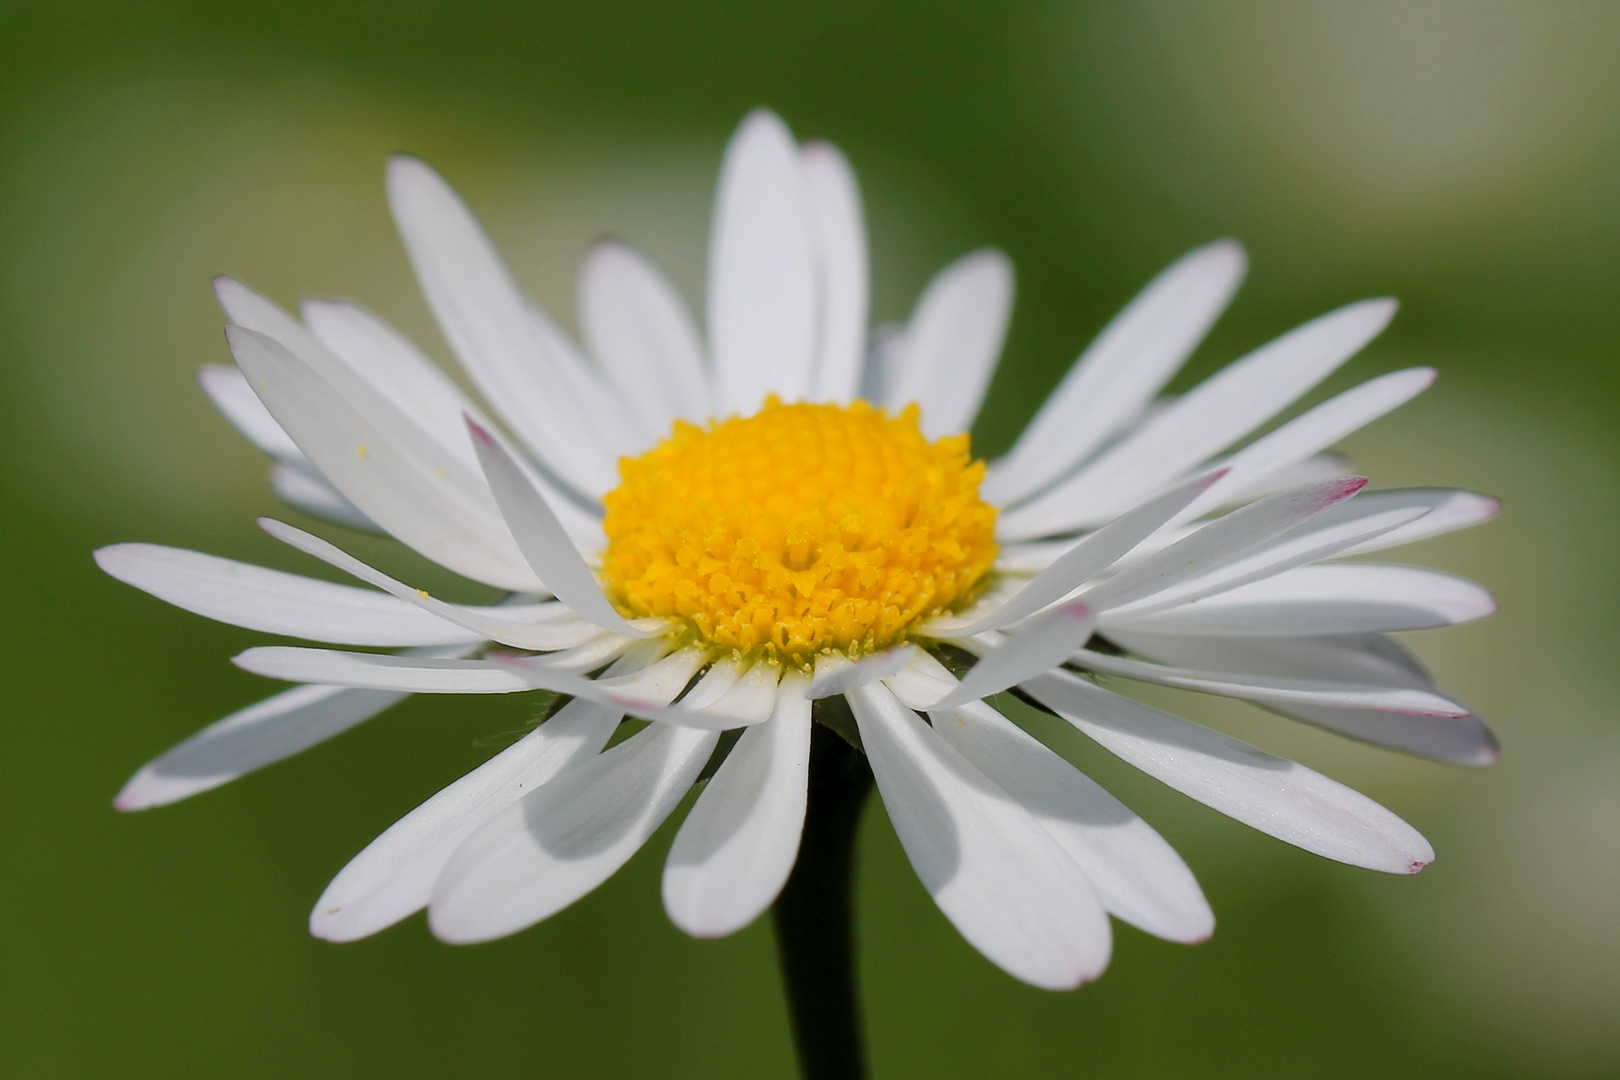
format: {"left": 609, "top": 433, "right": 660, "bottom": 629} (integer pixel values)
{"left": 601, "top": 398, "right": 998, "bottom": 665}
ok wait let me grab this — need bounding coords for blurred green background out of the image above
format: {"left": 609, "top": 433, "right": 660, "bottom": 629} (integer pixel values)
{"left": 2, "top": 1, "right": 1616, "bottom": 1076}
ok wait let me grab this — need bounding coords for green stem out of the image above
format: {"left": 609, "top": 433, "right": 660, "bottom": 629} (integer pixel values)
{"left": 772, "top": 722, "right": 873, "bottom": 1080}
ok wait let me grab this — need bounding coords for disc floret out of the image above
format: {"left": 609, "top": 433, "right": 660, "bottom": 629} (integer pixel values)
{"left": 601, "top": 398, "right": 998, "bottom": 664}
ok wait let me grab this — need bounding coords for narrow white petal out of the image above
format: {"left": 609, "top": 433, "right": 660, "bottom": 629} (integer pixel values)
{"left": 929, "top": 697, "right": 1213, "bottom": 943}
{"left": 95, "top": 543, "right": 483, "bottom": 647}
{"left": 1106, "top": 630, "right": 1501, "bottom": 766}
{"left": 234, "top": 636, "right": 630, "bottom": 695}
{"left": 984, "top": 240, "right": 1247, "bottom": 505}
{"left": 884, "top": 250, "right": 1013, "bottom": 438}
{"left": 1073, "top": 648, "right": 1468, "bottom": 716}
{"left": 936, "top": 602, "right": 1096, "bottom": 709}
{"left": 1334, "top": 489, "right": 1500, "bottom": 556}
{"left": 605, "top": 656, "right": 781, "bottom": 729}
{"left": 577, "top": 240, "right": 711, "bottom": 432}
{"left": 311, "top": 641, "right": 686, "bottom": 941}
{"left": 385, "top": 155, "right": 620, "bottom": 495}
{"left": 430, "top": 722, "right": 719, "bottom": 943}
{"left": 948, "top": 472, "right": 1222, "bottom": 635}
{"left": 467, "top": 420, "right": 660, "bottom": 638}
{"left": 314, "top": 698, "right": 621, "bottom": 940}
{"left": 850, "top": 682, "right": 1111, "bottom": 989}
{"left": 301, "top": 299, "right": 489, "bottom": 472}
{"left": 883, "top": 650, "right": 962, "bottom": 711}
{"left": 198, "top": 364, "right": 302, "bottom": 461}
{"left": 1171, "top": 368, "right": 1436, "bottom": 525}
{"left": 1106, "top": 563, "right": 1496, "bottom": 636}
{"left": 802, "top": 141, "right": 868, "bottom": 405}
{"left": 999, "top": 299, "right": 1397, "bottom": 539}
{"left": 708, "top": 110, "right": 818, "bottom": 414}
{"left": 234, "top": 642, "right": 764, "bottom": 732}
{"left": 663, "top": 672, "right": 812, "bottom": 937}
{"left": 1079, "top": 477, "right": 1368, "bottom": 612}
{"left": 116, "top": 680, "right": 414, "bottom": 811}
{"left": 226, "top": 323, "right": 545, "bottom": 591}
{"left": 1107, "top": 504, "right": 1430, "bottom": 617}
{"left": 858, "top": 321, "right": 906, "bottom": 403}
{"left": 260, "top": 518, "right": 615, "bottom": 653}
{"left": 1021, "top": 669, "right": 1434, "bottom": 873}
{"left": 525, "top": 303, "right": 655, "bottom": 457}
{"left": 1106, "top": 629, "right": 1433, "bottom": 686}
{"left": 1261, "top": 703, "right": 1500, "bottom": 766}
{"left": 806, "top": 646, "right": 918, "bottom": 699}
{"left": 267, "top": 464, "right": 379, "bottom": 533}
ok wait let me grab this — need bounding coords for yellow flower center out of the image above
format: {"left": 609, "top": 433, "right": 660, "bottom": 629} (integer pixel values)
{"left": 601, "top": 398, "right": 998, "bottom": 665}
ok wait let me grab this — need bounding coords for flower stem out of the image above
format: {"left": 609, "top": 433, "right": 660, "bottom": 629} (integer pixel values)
{"left": 772, "top": 722, "right": 873, "bottom": 1080}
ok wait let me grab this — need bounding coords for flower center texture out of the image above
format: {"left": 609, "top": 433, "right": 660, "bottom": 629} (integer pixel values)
{"left": 601, "top": 398, "right": 999, "bottom": 664}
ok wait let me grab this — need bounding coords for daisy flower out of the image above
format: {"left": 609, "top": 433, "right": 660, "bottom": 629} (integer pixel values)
{"left": 99, "top": 109, "right": 1498, "bottom": 994}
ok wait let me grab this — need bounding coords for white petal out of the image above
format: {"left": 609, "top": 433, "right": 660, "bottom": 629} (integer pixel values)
{"left": 235, "top": 642, "right": 766, "bottom": 732}
{"left": 95, "top": 543, "right": 483, "bottom": 647}
{"left": 1106, "top": 630, "right": 1500, "bottom": 765}
{"left": 385, "top": 155, "right": 620, "bottom": 495}
{"left": 226, "top": 323, "right": 545, "bottom": 592}
{"left": 850, "top": 682, "right": 1111, "bottom": 989}
{"left": 1021, "top": 669, "right": 1434, "bottom": 873}
{"left": 1079, "top": 477, "right": 1368, "bottom": 612}
{"left": 708, "top": 110, "right": 818, "bottom": 414}
{"left": 267, "top": 464, "right": 379, "bottom": 533}
{"left": 663, "top": 671, "right": 812, "bottom": 937}
{"left": 430, "top": 722, "right": 719, "bottom": 943}
{"left": 301, "top": 299, "right": 489, "bottom": 472}
{"left": 801, "top": 141, "right": 868, "bottom": 405}
{"left": 858, "top": 321, "right": 906, "bottom": 403}
{"left": 999, "top": 298, "right": 1397, "bottom": 538}
{"left": 525, "top": 303, "right": 654, "bottom": 457}
{"left": 1334, "top": 489, "right": 1500, "bottom": 556}
{"left": 928, "top": 696, "right": 1212, "bottom": 943}
{"left": 806, "top": 646, "right": 918, "bottom": 699}
{"left": 200, "top": 339, "right": 372, "bottom": 533}
{"left": 884, "top": 250, "right": 1013, "bottom": 438}
{"left": 883, "top": 650, "right": 962, "bottom": 711}
{"left": 1106, "top": 563, "right": 1496, "bottom": 636}
{"left": 1107, "top": 504, "right": 1430, "bottom": 617}
{"left": 1261, "top": 703, "right": 1500, "bottom": 766}
{"left": 234, "top": 636, "right": 630, "bottom": 694}
{"left": 936, "top": 602, "right": 1096, "bottom": 709}
{"left": 259, "top": 518, "right": 612, "bottom": 653}
{"left": 198, "top": 363, "right": 302, "bottom": 461}
{"left": 577, "top": 240, "right": 710, "bottom": 433}
{"left": 467, "top": 420, "right": 660, "bottom": 638}
{"left": 1171, "top": 368, "right": 1436, "bottom": 525}
{"left": 947, "top": 472, "right": 1222, "bottom": 634}
{"left": 314, "top": 697, "right": 621, "bottom": 941}
{"left": 606, "top": 656, "right": 782, "bottom": 729}
{"left": 116, "top": 681, "right": 407, "bottom": 811}
{"left": 311, "top": 641, "right": 687, "bottom": 941}
{"left": 1107, "top": 629, "right": 1434, "bottom": 686}
{"left": 984, "top": 240, "right": 1247, "bottom": 505}
{"left": 1072, "top": 648, "right": 1468, "bottom": 716}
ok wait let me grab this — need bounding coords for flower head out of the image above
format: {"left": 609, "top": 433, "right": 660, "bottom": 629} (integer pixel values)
{"left": 99, "top": 109, "right": 1498, "bottom": 990}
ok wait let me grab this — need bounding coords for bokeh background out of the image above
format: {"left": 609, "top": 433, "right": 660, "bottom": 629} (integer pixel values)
{"left": 2, "top": 1, "right": 1616, "bottom": 1076}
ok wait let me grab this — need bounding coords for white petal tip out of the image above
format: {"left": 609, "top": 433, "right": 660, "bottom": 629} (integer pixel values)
{"left": 425, "top": 909, "right": 509, "bottom": 946}
{"left": 1406, "top": 858, "right": 1431, "bottom": 875}
{"left": 385, "top": 152, "right": 435, "bottom": 185}
{"left": 308, "top": 907, "right": 383, "bottom": 944}
{"left": 666, "top": 911, "right": 753, "bottom": 940}
{"left": 112, "top": 785, "right": 152, "bottom": 813}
